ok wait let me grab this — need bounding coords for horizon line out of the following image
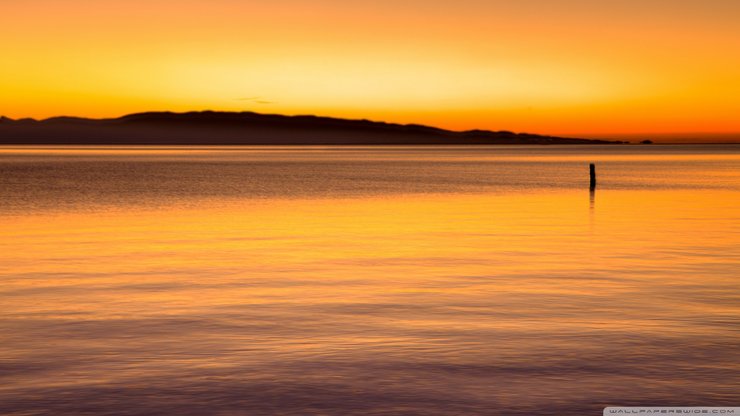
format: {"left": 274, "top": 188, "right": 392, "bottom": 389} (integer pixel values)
{"left": 2, "top": 110, "right": 740, "bottom": 143}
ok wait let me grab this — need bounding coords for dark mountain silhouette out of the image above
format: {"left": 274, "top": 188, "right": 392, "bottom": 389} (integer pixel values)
{"left": 0, "top": 111, "right": 621, "bottom": 145}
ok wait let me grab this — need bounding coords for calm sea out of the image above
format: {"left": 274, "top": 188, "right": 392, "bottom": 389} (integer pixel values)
{"left": 1, "top": 145, "right": 738, "bottom": 415}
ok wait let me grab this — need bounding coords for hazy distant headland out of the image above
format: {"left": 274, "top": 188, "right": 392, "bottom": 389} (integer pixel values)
{"left": 0, "top": 111, "right": 622, "bottom": 145}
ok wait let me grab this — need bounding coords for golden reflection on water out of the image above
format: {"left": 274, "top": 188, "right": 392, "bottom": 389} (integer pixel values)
{"left": 0, "top": 146, "right": 739, "bottom": 415}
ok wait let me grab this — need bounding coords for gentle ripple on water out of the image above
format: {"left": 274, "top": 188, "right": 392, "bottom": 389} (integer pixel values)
{"left": 0, "top": 145, "right": 738, "bottom": 415}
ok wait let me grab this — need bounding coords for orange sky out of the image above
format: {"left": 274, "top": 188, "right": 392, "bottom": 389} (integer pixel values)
{"left": 2, "top": 0, "right": 740, "bottom": 139}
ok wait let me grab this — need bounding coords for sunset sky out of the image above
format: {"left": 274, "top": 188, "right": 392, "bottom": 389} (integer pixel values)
{"left": 2, "top": 0, "right": 740, "bottom": 138}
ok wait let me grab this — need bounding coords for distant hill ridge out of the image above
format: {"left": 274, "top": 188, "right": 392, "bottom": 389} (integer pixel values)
{"left": 0, "top": 111, "right": 621, "bottom": 145}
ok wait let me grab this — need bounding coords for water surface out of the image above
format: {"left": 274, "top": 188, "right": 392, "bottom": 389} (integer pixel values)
{"left": 1, "top": 145, "right": 738, "bottom": 415}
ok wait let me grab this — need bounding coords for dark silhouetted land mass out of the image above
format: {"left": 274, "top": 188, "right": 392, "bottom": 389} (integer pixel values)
{"left": 0, "top": 111, "right": 622, "bottom": 145}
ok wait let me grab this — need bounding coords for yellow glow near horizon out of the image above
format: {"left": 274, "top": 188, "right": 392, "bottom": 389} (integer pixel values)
{"left": 2, "top": 0, "right": 740, "bottom": 138}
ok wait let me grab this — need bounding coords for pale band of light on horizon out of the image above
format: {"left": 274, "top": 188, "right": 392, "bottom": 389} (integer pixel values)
{"left": 2, "top": 0, "right": 740, "bottom": 139}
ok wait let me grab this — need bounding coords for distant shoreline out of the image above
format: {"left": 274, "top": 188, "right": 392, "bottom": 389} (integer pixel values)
{"left": 0, "top": 111, "right": 625, "bottom": 145}
{"left": 4, "top": 143, "right": 738, "bottom": 147}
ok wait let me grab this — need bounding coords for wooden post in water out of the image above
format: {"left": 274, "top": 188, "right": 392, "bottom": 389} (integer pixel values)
{"left": 589, "top": 163, "right": 596, "bottom": 190}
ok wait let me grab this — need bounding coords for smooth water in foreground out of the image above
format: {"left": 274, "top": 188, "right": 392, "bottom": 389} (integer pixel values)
{"left": 1, "top": 145, "right": 738, "bottom": 415}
